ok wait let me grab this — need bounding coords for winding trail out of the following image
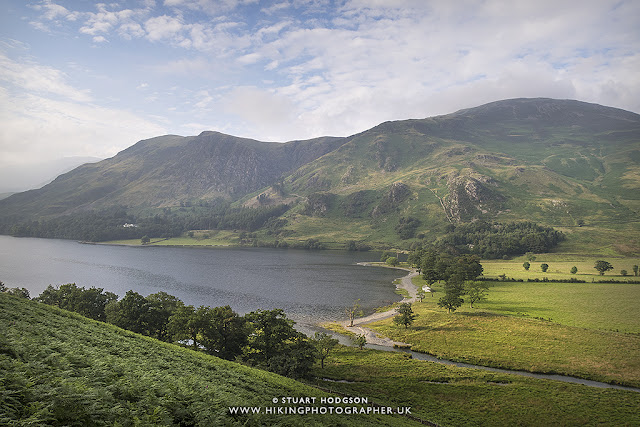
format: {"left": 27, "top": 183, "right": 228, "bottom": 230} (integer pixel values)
{"left": 343, "top": 265, "right": 419, "bottom": 346}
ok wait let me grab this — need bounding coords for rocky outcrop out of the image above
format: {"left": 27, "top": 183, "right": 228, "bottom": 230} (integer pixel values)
{"left": 303, "top": 193, "right": 334, "bottom": 216}
{"left": 443, "top": 174, "right": 504, "bottom": 222}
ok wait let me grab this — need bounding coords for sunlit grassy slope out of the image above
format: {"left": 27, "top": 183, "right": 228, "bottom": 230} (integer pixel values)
{"left": 357, "top": 270, "right": 640, "bottom": 388}
{"left": 0, "top": 293, "right": 414, "bottom": 426}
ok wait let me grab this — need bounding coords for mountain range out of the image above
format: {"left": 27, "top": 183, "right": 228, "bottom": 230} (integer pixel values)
{"left": 1, "top": 98, "right": 639, "bottom": 253}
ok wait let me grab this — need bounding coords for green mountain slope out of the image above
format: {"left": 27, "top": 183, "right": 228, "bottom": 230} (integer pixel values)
{"left": 0, "top": 293, "right": 413, "bottom": 426}
{"left": 1, "top": 98, "right": 639, "bottom": 253}
{"left": 261, "top": 99, "right": 640, "bottom": 253}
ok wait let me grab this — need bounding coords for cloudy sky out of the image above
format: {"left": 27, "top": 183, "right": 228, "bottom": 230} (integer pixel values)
{"left": 1, "top": 0, "right": 639, "bottom": 189}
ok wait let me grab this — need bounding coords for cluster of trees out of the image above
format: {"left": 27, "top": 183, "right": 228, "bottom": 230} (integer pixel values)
{"left": 0, "top": 281, "right": 30, "bottom": 299}
{"left": 2, "top": 203, "right": 290, "bottom": 242}
{"left": 436, "top": 221, "right": 565, "bottom": 258}
{"left": 395, "top": 216, "right": 421, "bottom": 239}
{"left": 33, "top": 284, "right": 335, "bottom": 379}
{"left": 408, "top": 247, "right": 487, "bottom": 313}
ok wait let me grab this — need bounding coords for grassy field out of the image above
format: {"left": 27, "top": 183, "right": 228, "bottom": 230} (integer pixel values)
{"left": 481, "top": 256, "right": 640, "bottom": 281}
{"left": 478, "top": 257, "right": 640, "bottom": 332}
{"left": 367, "top": 305, "right": 640, "bottom": 387}
{"left": 482, "top": 281, "right": 640, "bottom": 333}
{"left": 312, "top": 346, "right": 640, "bottom": 427}
{"left": 106, "top": 229, "right": 239, "bottom": 247}
{"left": 355, "top": 267, "right": 640, "bottom": 388}
{"left": 0, "top": 293, "right": 412, "bottom": 426}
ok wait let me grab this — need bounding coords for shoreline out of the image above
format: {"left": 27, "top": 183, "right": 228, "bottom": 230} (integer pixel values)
{"left": 342, "top": 264, "right": 419, "bottom": 347}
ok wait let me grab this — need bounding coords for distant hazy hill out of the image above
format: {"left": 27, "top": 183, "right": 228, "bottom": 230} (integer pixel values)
{"left": 0, "top": 156, "right": 102, "bottom": 194}
{"left": 1, "top": 98, "right": 639, "bottom": 252}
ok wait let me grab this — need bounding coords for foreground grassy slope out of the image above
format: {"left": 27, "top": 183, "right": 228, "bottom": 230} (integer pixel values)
{"left": 0, "top": 293, "right": 413, "bottom": 426}
{"left": 2, "top": 291, "right": 640, "bottom": 426}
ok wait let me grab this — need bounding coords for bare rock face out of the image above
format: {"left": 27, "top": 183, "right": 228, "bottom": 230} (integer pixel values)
{"left": 444, "top": 174, "right": 504, "bottom": 222}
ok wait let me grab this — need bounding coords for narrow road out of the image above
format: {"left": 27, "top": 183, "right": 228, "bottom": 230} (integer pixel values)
{"left": 343, "top": 266, "right": 419, "bottom": 346}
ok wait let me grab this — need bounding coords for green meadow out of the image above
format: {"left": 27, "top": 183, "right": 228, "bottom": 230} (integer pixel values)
{"left": 477, "top": 257, "right": 640, "bottom": 332}
{"left": 481, "top": 256, "right": 640, "bottom": 282}
{"left": 358, "top": 267, "right": 640, "bottom": 389}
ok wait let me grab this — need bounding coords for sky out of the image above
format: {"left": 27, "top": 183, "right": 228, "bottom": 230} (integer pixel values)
{"left": 1, "top": 0, "right": 639, "bottom": 190}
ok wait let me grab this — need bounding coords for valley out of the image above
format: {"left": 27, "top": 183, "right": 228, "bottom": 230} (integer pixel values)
{"left": 2, "top": 98, "right": 639, "bottom": 426}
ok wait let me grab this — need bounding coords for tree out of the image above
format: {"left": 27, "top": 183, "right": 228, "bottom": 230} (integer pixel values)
{"left": 243, "top": 309, "right": 315, "bottom": 378}
{"left": 141, "top": 235, "right": 150, "bottom": 245}
{"left": 6, "top": 287, "right": 30, "bottom": 299}
{"left": 523, "top": 261, "right": 530, "bottom": 271}
{"left": 393, "top": 303, "right": 417, "bottom": 329}
{"left": 594, "top": 260, "right": 613, "bottom": 276}
{"left": 199, "top": 305, "right": 248, "bottom": 360}
{"left": 345, "top": 299, "right": 363, "bottom": 327}
{"left": 540, "top": 263, "right": 549, "bottom": 272}
{"left": 465, "top": 281, "right": 489, "bottom": 308}
{"left": 570, "top": 266, "right": 578, "bottom": 274}
{"left": 267, "top": 335, "right": 316, "bottom": 379}
{"left": 438, "top": 281, "right": 464, "bottom": 313}
{"left": 621, "top": 270, "right": 628, "bottom": 276}
{"left": 633, "top": 265, "right": 639, "bottom": 276}
{"left": 168, "top": 304, "right": 206, "bottom": 350}
{"left": 146, "top": 292, "right": 184, "bottom": 341}
{"left": 380, "top": 251, "right": 393, "bottom": 262}
{"left": 105, "top": 290, "right": 150, "bottom": 335}
{"left": 385, "top": 256, "right": 399, "bottom": 266}
{"left": 0, "top": 281, "right": 6, "bottom": 292}
{"left": 37, "top": 283, "right": 117, "bottom": 322}
{"left": 354, "top": 334, "right": 367, "bottom": 350}
{"left": 416, "top": 289, "right": 426, "bottom": 302}
{"left": 438, "top": 291, "right": 463, "bottom": 313}
{"left": 243, "top": 308, "right": 298, "bottom": 364}
{"left": 314, "top": 332, "right": 339, "bottom": 369}
{"left": 420, "top": 251, "right": 483, "bottom": 285}
{"left": 526, "top": 252, "right": 537, "bottom": 262}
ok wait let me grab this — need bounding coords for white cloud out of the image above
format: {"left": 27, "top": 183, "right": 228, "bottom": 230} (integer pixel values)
{"left": 144, "top": 15, "right": 186, "bottom": 41}
{"left": 0, "top": 52, "right": 92, "bottom": 102}
{"left": 0, "top": 51, "right": 166, "bottom": 168}
{"left": 18, "top": 0, "right": 640, "bottom": 146}
{"left": 0, "top": 90, "right": 166, "bottom": 165}
{"left": 224, "top": 86, "right": 297, "bottom": 139}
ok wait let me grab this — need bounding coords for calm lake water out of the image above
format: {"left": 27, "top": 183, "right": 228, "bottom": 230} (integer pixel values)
{"left": 0, "top": 236, "right": 403, "bottom": 328}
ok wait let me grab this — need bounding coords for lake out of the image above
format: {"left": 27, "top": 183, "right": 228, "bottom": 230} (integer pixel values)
{"left": 0, "top": 236, "right": 403, "bottom": 329}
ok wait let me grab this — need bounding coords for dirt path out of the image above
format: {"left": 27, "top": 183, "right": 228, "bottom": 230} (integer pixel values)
{"left": 343, "top": 266, "right": 420, "bottom": 347}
